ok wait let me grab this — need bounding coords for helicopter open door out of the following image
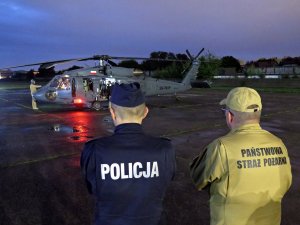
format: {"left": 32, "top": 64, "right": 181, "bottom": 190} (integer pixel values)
{"left": 92, "top": 77, "right": 116, "bottom": 110}
{"left": 70, "top": 76, "right": 117, "bottom": 110}
{"left": 72, "top": 77, "right": 95, "bottom": 107}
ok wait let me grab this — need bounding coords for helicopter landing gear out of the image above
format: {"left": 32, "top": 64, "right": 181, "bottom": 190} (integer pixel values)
{"left": 175, "top": 93, "right": 181, "bottom": 101}
{"left": 92, "top": 101, "right": 102, "bottom": 111}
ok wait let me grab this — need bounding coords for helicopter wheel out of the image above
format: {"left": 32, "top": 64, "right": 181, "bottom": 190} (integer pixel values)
{"left": 92, "top": 101, "right": 102, "bottom": 111}
{"left": 175, "top": 95, "right": 181, "bottom": 101}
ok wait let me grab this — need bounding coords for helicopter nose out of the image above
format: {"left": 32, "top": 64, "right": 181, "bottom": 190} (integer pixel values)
{"left": 33, "top": 88, "right": 46, "bottom": 102}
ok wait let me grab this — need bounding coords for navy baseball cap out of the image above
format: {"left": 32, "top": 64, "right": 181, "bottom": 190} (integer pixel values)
{"left": 110, "top": 82, "right": 145, "bottom": 107}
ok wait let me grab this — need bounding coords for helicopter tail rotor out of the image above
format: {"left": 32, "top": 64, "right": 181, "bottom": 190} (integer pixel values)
{"left": 186, "top": 48, "right": 205, "bottom": 61}
{"left": 186, "top": 50, "right": 193, "bottom": 60}
{"left": 195, "top": 48, "right": 205, "bottom": 59}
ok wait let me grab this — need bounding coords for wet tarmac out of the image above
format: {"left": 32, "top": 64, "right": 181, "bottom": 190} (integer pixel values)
{"left": 0, "top": 86, "right": 299, "bottom": 225}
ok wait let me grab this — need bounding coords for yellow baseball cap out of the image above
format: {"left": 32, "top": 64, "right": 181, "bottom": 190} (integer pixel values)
{"left": 220, "top": 87, "right": 262, "bottom": 112}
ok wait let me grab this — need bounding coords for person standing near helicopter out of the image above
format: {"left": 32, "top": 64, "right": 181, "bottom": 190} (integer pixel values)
{"left": 30, "top": 79, "right": 41, "bottom": 110}
{"left": 81, "top": 82, "right": 176, "bottom": 225}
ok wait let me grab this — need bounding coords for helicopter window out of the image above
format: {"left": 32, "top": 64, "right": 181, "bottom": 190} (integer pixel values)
{"left": 83, "top": 78, "right": 93, "bottom": 92}
{"left": 57, "top": 77, "right": 71, "bottom": 90}
{"left": 50, "top": 78, "right": 59, "bottom": 88}
{"left": 50, "top": 77, "right": 70, "bottom": 90}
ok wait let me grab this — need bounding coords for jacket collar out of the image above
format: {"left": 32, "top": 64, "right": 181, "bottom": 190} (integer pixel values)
{"left": 114, "top": 123, "right": 144, "bottom": 134}
{"left": 232, "top": 123, "right": 261, "bottom": 133}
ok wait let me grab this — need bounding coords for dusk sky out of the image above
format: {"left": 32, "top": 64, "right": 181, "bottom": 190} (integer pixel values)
{"left": 1, "top": 0, "right": 299, "bottom": 69}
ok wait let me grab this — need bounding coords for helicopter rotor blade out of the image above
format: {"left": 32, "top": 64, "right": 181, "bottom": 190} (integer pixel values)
{"left": 2, "top": 53, "right": 191, "bottom": 70}
{"left": 111, "top": 56, "right": 188, "bottom": 63}
{"left": 2, "top": 57, "right": 91, "bottom": 70}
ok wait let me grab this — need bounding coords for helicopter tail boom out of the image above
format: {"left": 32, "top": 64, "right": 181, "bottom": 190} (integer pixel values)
{"left": 181, "top": 49, "right": 204, "bottom": 86}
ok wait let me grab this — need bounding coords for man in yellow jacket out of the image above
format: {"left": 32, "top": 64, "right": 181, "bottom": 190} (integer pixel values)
{"left": 190, "top": 87, "right": 292, "bottom": 225}
{"left": 30, "top": 79, "right": 41, "bottom": 110}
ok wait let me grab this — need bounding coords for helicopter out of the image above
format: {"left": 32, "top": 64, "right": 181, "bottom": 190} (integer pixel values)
{"left": 6, "top": 49, "right": 204, "bottom": 110}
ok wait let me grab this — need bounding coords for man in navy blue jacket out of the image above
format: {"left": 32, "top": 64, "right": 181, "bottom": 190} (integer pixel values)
{"left": 81, "top": 82, "right": 176, "bottom": 225}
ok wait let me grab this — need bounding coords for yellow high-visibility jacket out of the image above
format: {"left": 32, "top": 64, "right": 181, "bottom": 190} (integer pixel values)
{"left": 190, "top": 124, "right": 292, "bottom": 225}
{"left": 30, "top": 83, "right": 41, "bottom": 95}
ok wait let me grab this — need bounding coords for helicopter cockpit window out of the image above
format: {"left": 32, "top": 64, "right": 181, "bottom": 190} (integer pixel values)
{"left": 50, "top": 78, "right": 59, "bottom": 88}
{"left": 58, "top": 77, "right": 71, "bottom": 90}
{"left": 83, "top": 78, "right": 94, "bottom": 92}
{"left": 49, "top": 77, "right": 70, "bottom": 90}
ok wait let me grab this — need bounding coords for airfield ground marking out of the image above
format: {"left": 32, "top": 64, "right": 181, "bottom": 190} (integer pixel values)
{"left": 0, "top": 152, "right": 80, "bottom": 169}
{"left": 0, "top": 97, "right": 34, "bottom": 111}
{"left": 0, "top": 95, "right": 45, "bottom": 112}
{"left": 15, "top": 103, "right": 35, "bottom": 110}
{"left": 0, "top": 97, "right": 9, "bottom": 102}
{"left": 0, "top": 92, "right": 73, "bottom": 119}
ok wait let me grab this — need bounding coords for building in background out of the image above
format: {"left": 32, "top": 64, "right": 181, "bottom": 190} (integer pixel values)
{"left": 0, "top": 70, "right": 14, "bottom": 79}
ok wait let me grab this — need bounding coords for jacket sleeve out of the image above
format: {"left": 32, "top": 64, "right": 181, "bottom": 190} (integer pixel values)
{"left": 80, "top": 142, "right": 97, "bottom": 194}
{"left": 189, "top": 140, "right": 226, "bottom": 190}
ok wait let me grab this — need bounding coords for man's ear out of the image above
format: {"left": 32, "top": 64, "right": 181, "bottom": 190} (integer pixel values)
{"left": 142, "top": 106, "right": 149, "bottom": 119}
{"left": 109, "top": 107, "right": 116, "bottom": 121}
{"left": 228, "top": 111, "right": 234, "bottom": 123}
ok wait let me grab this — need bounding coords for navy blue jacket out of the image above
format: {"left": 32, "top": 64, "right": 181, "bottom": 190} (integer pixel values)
{"left": 81, "top": 123, "right": 176, "bottom": 225}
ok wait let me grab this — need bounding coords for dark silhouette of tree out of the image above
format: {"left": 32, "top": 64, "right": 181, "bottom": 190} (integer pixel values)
{"left": 38, "top": 66, "right": 55, "bottom": 78}
{"left": 149, "top": 51, "right": 172, "bottom": 69}
{"left": 245, "top": 58, "right": 278, "bottom": 68}
{"left": 140, "top": 51, "right": 188, "bottom": 75}
{"left": 140, "top": 60, "right": 156, "bottom": 71}
{"left": 221, "top": 56, "right": 241, "bottom": 72}
{"left": 279, "top": 57, "right": 300, "bottom": 66}
{"left": 26, "top": 69, "right": 35, "bottom": 80}
{"left": 118, "top": 60, "right": 140, "bottom": 68}
{"left": 176, "top": 54, "right": 189, "bottom": 61}
{"left": 198, "top": 53, "right": 221, "bottom": 79}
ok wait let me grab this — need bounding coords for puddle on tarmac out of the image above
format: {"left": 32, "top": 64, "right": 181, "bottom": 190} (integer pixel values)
{"left": 49, "top": 124, "right": 73, "bottom": 133}
{"left": 48, "top": 124, "right": 95, "bottom": 141}
{"left": 48, "top": 124, "right": 88, "bottom": 134}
